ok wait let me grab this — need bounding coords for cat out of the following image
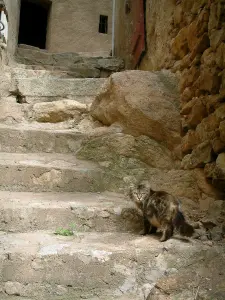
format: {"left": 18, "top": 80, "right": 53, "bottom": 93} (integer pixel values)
{"left": 128, "top": 181, "right": 194, "bottom": 242}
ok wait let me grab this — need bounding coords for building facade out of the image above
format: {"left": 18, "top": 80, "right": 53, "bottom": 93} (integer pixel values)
{"left": 4, "top": 0, "right": 112, "bottom": 58}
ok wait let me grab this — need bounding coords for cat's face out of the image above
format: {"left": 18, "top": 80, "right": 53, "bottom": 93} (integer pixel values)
{"left": 129, "top": 182, "right": 150, "bottom": 210}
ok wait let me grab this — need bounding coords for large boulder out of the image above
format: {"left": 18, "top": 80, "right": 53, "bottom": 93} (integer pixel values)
{"left": 90, "top": 70, "right": 180, "bottom": 151}
{"left": 76, "top": 126, "right": 176, "bottom": 170}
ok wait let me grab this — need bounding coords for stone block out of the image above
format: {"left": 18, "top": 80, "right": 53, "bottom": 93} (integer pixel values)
{"left": 171, "top": 27, "right": 189, "bottom": 59}
{"left": 201, "top": 47, "right": 217, "bottom": 67}
{"left": 181, "top": 141, "right": 212, "bottom": 169}
{"left": 196, "top": 113, "right": 219, "bottom": 143}
{"left": 195, "top": 66, "right": 222, "bottom": 94}
{"left": 186, "top": 99, "right": 207, "bottom": 128}
{"left": 181, "top": 130, "right": 198, "bottom": 154}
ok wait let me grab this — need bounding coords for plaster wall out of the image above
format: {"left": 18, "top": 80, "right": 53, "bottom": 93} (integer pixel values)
{"left": 46, "top": 0, "right": 112, "bottom": 55}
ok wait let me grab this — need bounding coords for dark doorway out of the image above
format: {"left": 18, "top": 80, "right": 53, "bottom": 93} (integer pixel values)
{"left": 18, "top": 0, "right": 51, "bottom": 49}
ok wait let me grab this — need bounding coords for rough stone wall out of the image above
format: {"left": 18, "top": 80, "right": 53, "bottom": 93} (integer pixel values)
{"left": 169, "top": 0, "right": 225, "bottom": 193}
{"left": 46, "top": 0, "right": 112, "bottom": 55}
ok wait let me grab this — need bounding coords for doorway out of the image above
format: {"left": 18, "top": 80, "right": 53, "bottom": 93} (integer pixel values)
{"left": 18, "top": 0, "right": 51, "bottom": 49}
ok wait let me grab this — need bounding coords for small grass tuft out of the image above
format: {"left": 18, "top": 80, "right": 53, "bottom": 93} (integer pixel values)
{"left": 54, "top": 223, "right": 77, "bottom": 236}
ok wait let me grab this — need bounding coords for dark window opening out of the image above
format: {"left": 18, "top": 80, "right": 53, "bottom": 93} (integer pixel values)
{"left": 18, "top": 0, "right": 52, "bottom": 49}
{"left": 99, "top": 15, "right": 108, "bottom": 34}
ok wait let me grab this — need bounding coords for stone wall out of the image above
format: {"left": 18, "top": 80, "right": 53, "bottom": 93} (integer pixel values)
{"left": 47, "top": 0, "right": 112, "bottom": 55}
{"left": 169, "top": 0, "right": 225, "bottom": 193}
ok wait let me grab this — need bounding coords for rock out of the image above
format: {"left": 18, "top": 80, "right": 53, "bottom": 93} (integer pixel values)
{"left": 4, "top": 281, "right": 23, "bottom": 296}
{"left": 171, "top": 26, "right": 189, "bottom": 59}
{"left": 210, "top": 226, "right": 224, "bottom": 241}
{"left": 31, "top": 100, "right": 89, "bottom": 123}
{"left": 219, "top": 120, "right": 225, "bottom": 142}
{"left": 195, "top": 66, "right": 222, "bottom": 94}
{"left": 0, "top": 69, "right": 11, "bottom": 98}
{"left": 194, "top": 168, "right": 221, "bottom": 199}
{"left": 68, "top": 64, "right": 100, "bottom": 78}
{"left": 216, "top": 152, "right": 225, "bottom": 174}
{"left": 196, "top": 113, "right": 220, "bottom": 143}
{"left": 211, "top": 136, "right": 225, "bottom": 154}
{"left": 90, "top": 70, "right": 180, "bottom": 151}
{"left": 187, "top": 8, "right": 209, "bottom": 51}
{"left": 219, "top": 70, "right": 225, "bottom": 95}
{"left": 181, "top": 130, "right": 198, "bottom": 154}
{"left": 201, "top": 47, "right": 217, "bottom": 67}
{"left": 76, "top": 130, "right": 175, "bottom": 170}
{"left": 215, "top": 103, "right": 225, "bottom": 122}
{"left": 201, "top": 94, "right": 223, "bottom": 114}
{"left": 190, "top": 33, "right": 210, "bottom": 60}
{"left": 180, "top": 98, "right": 197, "bottom": 115}
{"left": 216, "top": 43, "right": 225, "bottom": 68}
{"left": 181, "top": 0, "right": 195, "bottom": 13}
{"left": 210, "top": 28, "right": 225, "bottom": 50}
{"left": 181, "top": 87, "right": 194, "bottom": 103}
{"left": 181, "top": 141, "right": 212, "bottom": 169}
{"left": 191, "top": 0, "right": 208, "bottom": 14}
{"left": 180, "top": 54, "right": 192, "bottom": 70}
{"left": 96, "top": 58, "right": 125, "bottom": 71}
{"left": 209, "top": 1, "right": 225, "bottom": 32}
{"left": 179, "top": 66, "right": 200, "bottom": 93}
{"left": 173, "top": 4, "right": 183, "bottom": 27}
{"left": 204, "top": 153, "right": 225, "bottom": 191}
{"left": 0, "top": 97, "right": 25, "bottom": 124}
{"left": 186, "top": 98, "right": 207, "bottom": 128}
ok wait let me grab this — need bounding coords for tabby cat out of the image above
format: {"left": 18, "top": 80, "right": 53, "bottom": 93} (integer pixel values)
{"left": 128, "top": 181, "right": 194, "bottom": 242}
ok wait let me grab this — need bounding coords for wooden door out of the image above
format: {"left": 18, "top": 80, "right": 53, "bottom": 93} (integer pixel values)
{"left": 131, "top": 0, "right": 145, "bottom": 68}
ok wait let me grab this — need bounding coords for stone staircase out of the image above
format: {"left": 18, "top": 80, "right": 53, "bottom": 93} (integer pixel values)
{"left": 0, "top": 47, "right": 224, "bottom": 300}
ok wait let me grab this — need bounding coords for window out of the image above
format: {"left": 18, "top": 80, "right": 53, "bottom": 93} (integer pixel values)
{"left": 99, "top": 15, "right": 108, "bottom": 34}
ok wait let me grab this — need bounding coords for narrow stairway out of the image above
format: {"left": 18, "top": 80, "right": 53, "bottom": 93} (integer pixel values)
{"left": 0, "top": 47, "right": 221, "bottom": 300}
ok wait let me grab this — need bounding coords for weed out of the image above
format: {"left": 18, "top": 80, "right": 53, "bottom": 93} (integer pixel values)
{"left": 54, "top": 223, "right": 77, "bottom": 236}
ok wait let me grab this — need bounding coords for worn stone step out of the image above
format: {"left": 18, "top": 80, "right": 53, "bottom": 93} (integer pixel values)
{"left": 0, "top": 152, "right": 106, "bottom": 193}
{"left": 12, "top": 66, "right": 101, "bottom": 79}
{"left": 15, "top": 48, "right": 124, "bottom": 72}
{"left": 1, "top": 296, "right": 138, "bottom": 300}
{"left": 0, "top": 124, "right": 84, "bottom": 153}
{"left": 0, "top": 190, "right": 140, "bottom": 233}
{"left": 16, "top": 77, "right": 106, "bottom": 104}
{"left": 0, "top": 230, "right": 192, "bottom": 299}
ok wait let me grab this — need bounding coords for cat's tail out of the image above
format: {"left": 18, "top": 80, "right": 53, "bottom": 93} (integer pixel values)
{"left": 173, "top": 210, "right": 194, "bottom": 237}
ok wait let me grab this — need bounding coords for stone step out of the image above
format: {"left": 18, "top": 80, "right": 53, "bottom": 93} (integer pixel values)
{"left": 12, "top": 66, "right": 101, "bottom": 79}
{"left": 16, "top": 77, "right": 106, "bottom": 104}
{"left": 0, "top": 230, "right": 184, "bottom": 299}
{"left": 15, "top": 48, "right": 124, "bottom": 73}
{"left": 0, "top": 152, "right": 106, "bottom": 193}
{"left": 0, "top": 191, "right": 141, "bottom": 233}
{"left": 0, "top": 124, "right": 84, "bottom": 153}
{"left": 1, "top": 296, "right": 138, "bottom": 300}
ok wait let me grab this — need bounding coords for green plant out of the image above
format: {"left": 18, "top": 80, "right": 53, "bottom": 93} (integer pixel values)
{"left": 54, "top": 223, "right": 77, "bottom": 236}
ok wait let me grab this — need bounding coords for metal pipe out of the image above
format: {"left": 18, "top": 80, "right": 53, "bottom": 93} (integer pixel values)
{"left": 112, "top": 0, "right": 116, "bottom": 56}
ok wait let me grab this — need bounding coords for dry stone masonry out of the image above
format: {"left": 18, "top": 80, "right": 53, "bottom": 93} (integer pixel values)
{"left": 170, "top": 0, "right": 225, "bottom": 193}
